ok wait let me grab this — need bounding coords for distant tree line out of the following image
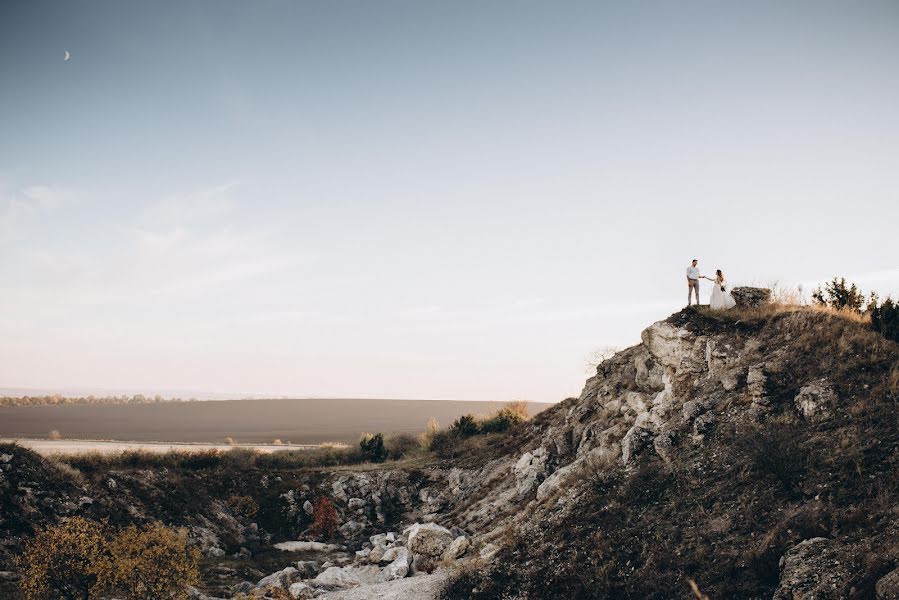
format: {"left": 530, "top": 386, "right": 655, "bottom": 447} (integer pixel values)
{"left": 0, "top": 394, "right": 196, "bottom": 408}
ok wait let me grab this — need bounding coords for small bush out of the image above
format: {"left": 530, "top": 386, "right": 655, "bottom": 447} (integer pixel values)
{"left": 15, "top": 517, "right": 107, "bottom": 600}
{"left": 871, "top": 297, "right": 899, "bottom": 343}
{"left": 48, "top": 429, "right": 62, "bottom": 441}
{"left": 309, "top": 497, "right": 339, "bottom": 540}
{"left": 452, "top": 414, "right": 480, "bottom": 437}
{"left": 420, "top": 417, "right": 440, "bottom": 450}
{"left": 359, "top": 432, "right": 388, "bottom": 463}
{"left": 385, "top": 433, "right": 420, "bottom": 460}
{"left": 427, "top": 428, "right": 461, "bottom": 459}
{"left": 227, "top": 494, "right": 260, "bottom": 518}
{"left": 479, "top": 404, "right": 528, "bottom": 434}
{"left": 97, "top": 522, "right": 200, "bottom": 600}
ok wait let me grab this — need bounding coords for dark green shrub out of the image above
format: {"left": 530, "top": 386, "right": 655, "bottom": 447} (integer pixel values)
{"left": 427, "top": 429, "right": 461, "bottom": 459}
{"left": 812, "top": 277, "right": 867, "bottom": 312}
{"left": 451, "top": 414, "right": 480, "bottom": 437}
{"left": 871, "top": 297, "right": 899, "bottom": 343}
{"left": 359, "top": 433, "right": 388, "bottom": 463}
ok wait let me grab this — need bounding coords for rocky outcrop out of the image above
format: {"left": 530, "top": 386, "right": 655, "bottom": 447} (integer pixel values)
{"left": 877, "top": 568, "right": 899, "bottom": 600}
{"left": 731, "top": 286, "right": 772, "bottom": 308}
{"left": 773, "top": 538, "right": 852, "bottom": 600}
{"left": 794, "top": 379, "right": 838, "bottom": 421}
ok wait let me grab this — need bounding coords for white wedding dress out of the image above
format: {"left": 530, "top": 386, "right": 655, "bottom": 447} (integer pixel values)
{"left": 710, "top": 279, "right": 737, "bottom": 310}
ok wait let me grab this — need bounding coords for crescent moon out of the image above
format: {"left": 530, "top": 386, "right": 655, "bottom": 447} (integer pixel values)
{"left": 64, "top": 50, "right": 70, "bottom": 61}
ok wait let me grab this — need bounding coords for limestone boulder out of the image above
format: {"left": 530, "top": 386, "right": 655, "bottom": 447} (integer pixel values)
{"left": 772, "top": 538, "right": 852, "bottom": 600}
{"left": 404, "top": 522, "right": 454, "bottom": 558}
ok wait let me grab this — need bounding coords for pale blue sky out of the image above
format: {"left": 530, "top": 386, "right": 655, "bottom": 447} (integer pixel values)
{"left": 1, "top": 1, "right": 898, "bottom": 401}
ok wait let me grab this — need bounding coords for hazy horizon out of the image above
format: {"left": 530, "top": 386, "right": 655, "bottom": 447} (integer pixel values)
{"left": 2, "top": 1, "right": 898, "bottom": 402}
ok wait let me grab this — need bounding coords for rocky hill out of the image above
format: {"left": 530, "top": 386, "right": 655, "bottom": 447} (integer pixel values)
{"left": 3, "top": 300, "right": 899, "bottom": 599}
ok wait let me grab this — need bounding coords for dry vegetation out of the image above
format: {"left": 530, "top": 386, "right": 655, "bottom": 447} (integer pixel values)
{"left": 15, "top": 517, "right": 199, "bottom": 600}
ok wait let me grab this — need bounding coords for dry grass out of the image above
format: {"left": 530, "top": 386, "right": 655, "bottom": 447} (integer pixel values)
{"left": 46, "top": 456, "right": 85, "bottom": 483}
{"left": 688, "top": 579, "right": 711, "bottom": 600}
{"left": 890, "top": 363, "right": 899, "bottom": 394}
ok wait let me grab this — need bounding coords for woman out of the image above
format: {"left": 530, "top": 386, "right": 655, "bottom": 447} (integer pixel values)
{"left": 705, "top": 269, "right": 736, "bottom": 310}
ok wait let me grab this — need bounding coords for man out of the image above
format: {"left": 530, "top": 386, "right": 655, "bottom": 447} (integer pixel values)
{"left": 686, "top": 259, "right": 701, "bottom": 306}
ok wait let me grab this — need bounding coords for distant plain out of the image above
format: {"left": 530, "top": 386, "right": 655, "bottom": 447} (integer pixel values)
{"left": 0, "top": 398, "right": 552, "bottom": 446}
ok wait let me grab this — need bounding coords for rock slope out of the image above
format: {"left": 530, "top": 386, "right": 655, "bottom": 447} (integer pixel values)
{"left": 439, "top": 305, "right": 899, "bottom": 599}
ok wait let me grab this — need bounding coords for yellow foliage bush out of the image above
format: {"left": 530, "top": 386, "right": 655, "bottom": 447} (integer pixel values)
{"left": 96, "top": 522, "right": 200, "bottom": 600}
{"left": 15, "top": 517, "right": 107, "bottom": 600}
{"left": 16, "top": 518, "right": 200, "bottom": 600}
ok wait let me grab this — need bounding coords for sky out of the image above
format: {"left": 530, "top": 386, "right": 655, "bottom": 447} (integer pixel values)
{"left": 1, "top": 1, "right": 897, "bottom": 401}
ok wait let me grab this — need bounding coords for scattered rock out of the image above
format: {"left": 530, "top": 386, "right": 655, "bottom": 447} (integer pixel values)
{"left": 256, "top": 566, "right": 298, "bottom": 589}
{"left": 479, "top": 543, "right": 500, "bottom": 560}
{"left": 295, "top": 561, "right": 320, "bottom": 578}
{"left": 289, "top": 582, "right": 316, "bottom": 599}
{"left": 274, "top": 541, "right": 342, "bottom": 552}
{"left": 314, "top": 566, "right": 362, "bottom": 590}
{"left": 443, "top": 535, "right": 469, "bottom": 560}
{"left": 773, "top": 537, "right": 852, "bottom": 600}
{"left": 621, "top": 425, "right": 654, "bottom": 465}
{"left": 379, "top": 546, "right": 411, "bottom": 581}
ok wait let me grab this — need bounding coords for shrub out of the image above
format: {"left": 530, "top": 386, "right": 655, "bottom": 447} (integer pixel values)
{"left": 871, "top": 297, "right": 899, "bottom": 343}
{"left": 420, "top": 417, "right": 440, "bottom": 449}
{"left": 359, "top": 432, "right": 388, "bottom": 463}
{"left": 812, "top": 277, "right": 867, "bottom": 312}
{"left": 97, "top": 522, "right": 200, "bottom": 600}
{"left": 452, "top": 414, "right": 480, "bottom": 437}
{"left": 309, "top": 497, "right": 339, "bottom": 540}
{"left": 16, "top": 519, "right": 201, "bottom": 600}
{"left": 227, "top": 494, "right": 260, "bottom": 518}
{"left": 15, "top": 517, "right": 107, "bottom": 600}
{"left": 385, "top": 433, "right": 420, "bottom": 460}
{"left": 479, "top": 403, "right": 528, "bottom": 434}
{"left": 48, "top": 429, "right": 62, "bottom": 441}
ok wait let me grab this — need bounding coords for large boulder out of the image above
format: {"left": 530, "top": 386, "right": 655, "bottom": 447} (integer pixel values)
{"left": 379, "top": 546, "right": 411, "bottom": 581}
{"left": 772, "top": 538, "right": 852, "bottom": 600}
{"left": 513, "top": 448, "right": 547, "bottom": 496}
{"left": 443, "top": 536, "right": 469, "bottom": 560}
{"left": 313, "top": 566, "right": 362, "bottom": 590}
{"left": 794, "top": 380, "right": 838, "bottom": 421}
{"left": 731, "top": 286, "right": 772, "bottom": 309}
{"left": 404, "top": 523, "right": 454, "bottom": 558}
{"left": 877, "top": 568, "right": 899, "bottom": 600}
{"left": 256, "top": 566, "right": 298, "bottom": 590}
{"left": 288, "top": 582, "right": 315, "bottom": 599}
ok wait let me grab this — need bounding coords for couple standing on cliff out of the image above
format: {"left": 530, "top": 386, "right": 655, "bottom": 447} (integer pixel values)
{"left": 686, "top": 259, "right": 736, "bottom": 310}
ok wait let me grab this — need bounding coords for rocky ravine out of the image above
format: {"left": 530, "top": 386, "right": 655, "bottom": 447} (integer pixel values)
{"left": 3, "top": 299, "right": 899, "bottom": 599}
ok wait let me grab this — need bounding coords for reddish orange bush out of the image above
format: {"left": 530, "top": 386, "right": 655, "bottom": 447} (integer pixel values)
{"left": 309, "top": 497, "right": 339, "bottom": 540}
